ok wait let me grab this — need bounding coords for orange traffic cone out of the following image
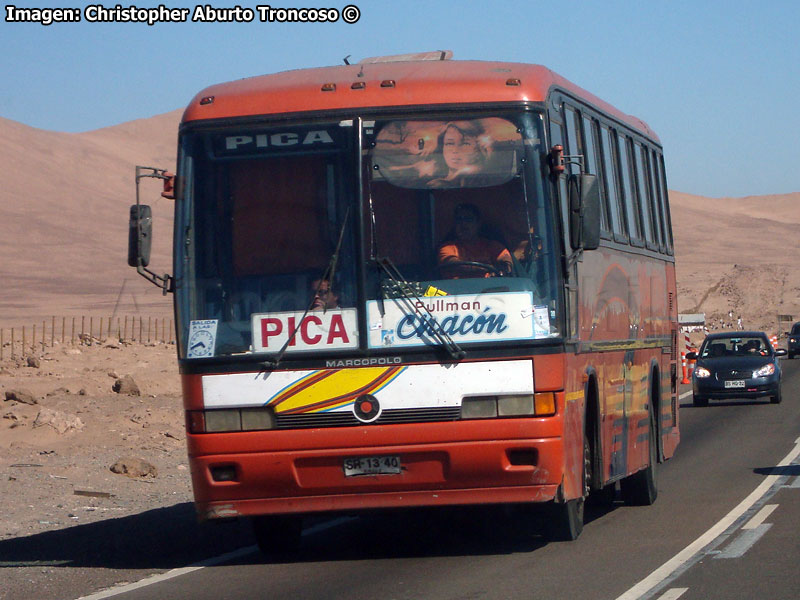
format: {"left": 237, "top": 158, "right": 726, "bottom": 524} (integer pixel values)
{"left": 680, "top": 352, "right": 690, "bottom": 384}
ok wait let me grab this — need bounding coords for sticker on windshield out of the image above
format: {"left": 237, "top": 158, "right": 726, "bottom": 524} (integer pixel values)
{"left": 251, "top": 309, "right": 359, "bottom": 353}
{"left": 188, "top": 320, "right": 218, "bottom": 358}
{"left": 366, "top": 292, "right": 542, "bottom": 349}
{"left": 533, "top": 306, "right": 550, "bottom": 338}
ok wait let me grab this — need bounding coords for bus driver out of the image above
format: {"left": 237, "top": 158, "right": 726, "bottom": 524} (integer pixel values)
{"left": 437, "top": 203, "right": 513, "bottom": 279}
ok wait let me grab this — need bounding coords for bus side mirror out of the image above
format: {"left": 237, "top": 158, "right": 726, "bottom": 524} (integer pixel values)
{"left": 568, "top": 173, "right": 600, "bottom": 251}
{"left": 128, "top": 204, "right": 152, "bottom": 268}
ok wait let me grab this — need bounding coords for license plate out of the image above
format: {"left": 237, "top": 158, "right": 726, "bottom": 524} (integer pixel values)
{"left": 343, "top": 455, "right": 401, "bottom": 476}
{"left": 724, "top": 380, "right": 746, "bottom": 388}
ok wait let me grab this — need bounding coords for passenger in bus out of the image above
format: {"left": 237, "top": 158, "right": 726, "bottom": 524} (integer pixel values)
{"left": 437, "top": 203, "right": 513, "bottom": 279}
{"left": 513, "top": 229, "right": 543, "bottom": 265}
{"left": 310, "top": 278, "right": 339, "bottom": 310}
{"left": 513, "top": 228, "right": 548, "bottom": 294}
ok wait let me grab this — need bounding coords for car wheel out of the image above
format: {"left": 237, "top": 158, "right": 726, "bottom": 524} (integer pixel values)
{"left": 770, "top": 388, "right": 782, "bottom": 404}
{"left": 693, "top": 394, "right": 708, "bottom": 407}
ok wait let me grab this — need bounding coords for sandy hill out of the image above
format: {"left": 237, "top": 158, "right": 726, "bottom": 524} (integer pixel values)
{"left": 0, "top": 111, "right": 181, "bottom": 328}
{"left": 0, "top": 111, "right": 798, "bottom": 334}
{"left": 671, "top": 190, "right": 800, "bottom": 334}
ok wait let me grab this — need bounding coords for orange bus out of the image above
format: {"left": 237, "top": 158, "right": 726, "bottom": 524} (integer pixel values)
{"left": 129, "top": 51, "right": 679, "bottom": 547}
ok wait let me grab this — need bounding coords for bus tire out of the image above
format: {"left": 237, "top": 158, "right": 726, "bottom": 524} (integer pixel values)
{"left": 546, "top": 497, "right": 584, "bottom": 541}
{"left": 620, "top": 404, "right": 658, "bottom": 506}
{"left": 547, "top": 434, "right": 588, "bottom": 541}
{"left": 252, "top": 515, "right": 303, "bottom": 556}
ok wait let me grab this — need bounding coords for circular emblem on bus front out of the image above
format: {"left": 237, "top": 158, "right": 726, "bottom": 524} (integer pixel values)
{"left": 354, "top": 394, "right": 381, "bottom": 423}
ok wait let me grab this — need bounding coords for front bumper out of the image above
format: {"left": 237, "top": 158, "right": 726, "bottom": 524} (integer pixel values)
{"left": 692, "top": 375, "right": 780, "bottom": 400}
{"left": 188, "top": 419, "right": 566, "bottom": 521}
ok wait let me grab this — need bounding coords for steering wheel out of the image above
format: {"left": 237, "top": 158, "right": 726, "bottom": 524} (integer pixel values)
{"left": 442, "top": 260, "right": 503, "bottom": 276}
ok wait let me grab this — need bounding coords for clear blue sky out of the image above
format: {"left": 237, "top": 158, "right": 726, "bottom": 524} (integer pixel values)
{"left": 2, "top": 0, "right": 798, "bottom": 198}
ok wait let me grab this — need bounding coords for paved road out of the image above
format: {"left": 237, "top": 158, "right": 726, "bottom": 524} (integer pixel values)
{"left": 67, "top": 358, "right": 799, "bottom": 600}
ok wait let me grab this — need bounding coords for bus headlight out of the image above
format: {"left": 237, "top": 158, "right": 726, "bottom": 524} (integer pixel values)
{"left": 188, "top": 407, "right": 276, "bottom": 433}
{"left": 461, "top": 393, "right": 554, "bottom": 419}
{"left": 498, "top": 394, "right": 534, "bottom": 416}
{"left": 205, "top": 409, "right": 242, "bottom": 432}
{"left": 461, "top": 396, "right": 498, "bottom": 419}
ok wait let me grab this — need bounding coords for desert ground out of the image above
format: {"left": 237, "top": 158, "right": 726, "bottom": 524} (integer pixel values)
{"left": 0, "top": 110, "right": 798, "bottom": 599}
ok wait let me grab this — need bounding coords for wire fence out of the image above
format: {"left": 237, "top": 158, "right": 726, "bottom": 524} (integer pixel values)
{"left": 0, "top": 316, "right": 175, "bottom": 361}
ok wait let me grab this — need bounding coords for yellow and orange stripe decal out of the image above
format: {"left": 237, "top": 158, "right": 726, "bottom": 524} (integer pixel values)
{"left": 267, "top": 366, "right": 406, "bottom": 415}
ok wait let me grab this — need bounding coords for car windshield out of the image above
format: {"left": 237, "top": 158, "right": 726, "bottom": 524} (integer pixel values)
{"left": 700, "top": 336, "right": 770, "bottom": 358}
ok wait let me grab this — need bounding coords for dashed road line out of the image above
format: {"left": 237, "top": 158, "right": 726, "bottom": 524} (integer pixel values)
{"left": 741, "top": 503, "right": 778, "bottom": 530}
{"left": 714, "top": 524, "right": 772, "bottom": 559}
{"left": 614, "top": 437, "right": 800, "bottom": 600}
{"left": 655, "top": 588, "right": 688, "bottom": 600}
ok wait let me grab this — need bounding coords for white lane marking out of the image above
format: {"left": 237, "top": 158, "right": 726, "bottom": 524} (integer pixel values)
{"left": 678, "top": 391, "right": 692, "bottom": 400}
{"left": 656, "top": 588, "right": 689, "bottom": 599}
{"left": 75, "top": 516, "right": 355, "bottom": 600}
{"left": 741, "top": 503, "right": 778, "bottom": 530}
{"left": 615, "top": 438, "right": 800, "bottom": 600}
{"left": 714, "top": 524, "right": 772, "bottom": 559}
{"left": 75, "top": 545, "right": 257, "bottom": 600}
{"left": 789, "top": 476, "right": 800, "bottom": 489}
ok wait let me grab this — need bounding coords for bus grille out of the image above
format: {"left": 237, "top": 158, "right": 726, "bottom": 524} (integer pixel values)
{"left": 275, "top": 407, "right": 461, "bottom": 429}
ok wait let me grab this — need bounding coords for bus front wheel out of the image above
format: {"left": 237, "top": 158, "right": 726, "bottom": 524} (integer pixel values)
{"left": 546, "top": 434, "right": 589, "bottom": 541}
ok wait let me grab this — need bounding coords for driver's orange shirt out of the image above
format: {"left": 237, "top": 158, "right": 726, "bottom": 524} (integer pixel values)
{"left": 437, "top": 238, "right": 513, "bottom": 279}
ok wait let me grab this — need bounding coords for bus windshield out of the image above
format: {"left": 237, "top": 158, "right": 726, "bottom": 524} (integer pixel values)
{"left": 365, "top": 115, "right": 561, "bottom": 350}
{"left": 174, "top": 112, "right": 561, "bottom": 359}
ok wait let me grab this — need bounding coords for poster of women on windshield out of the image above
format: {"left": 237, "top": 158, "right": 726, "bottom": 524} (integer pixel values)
{"left": 372, "top": 118, "right": 523, "bottom": 189}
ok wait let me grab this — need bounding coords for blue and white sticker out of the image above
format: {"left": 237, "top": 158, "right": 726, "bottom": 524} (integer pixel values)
{"left": 533, "top": 306, "right": 550, "bottom": 337}
{"left": 188, "top": 320, "right": 218, "bottom": 358}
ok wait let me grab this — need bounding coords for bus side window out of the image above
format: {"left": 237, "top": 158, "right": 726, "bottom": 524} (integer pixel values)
{"left": 633, "top": 142, "right": 655, "bottom": 246}
{"left": 548, "top": 112, "right": 569, "bottom": 231}
{"left": 581, "top": 115, "right": 610, "bottom": 233}
{"left": 644, "top": 147, "right": 665, "bottom": 249}
{"left": 617, "top": 134, "right": 642, "bottom": 244}
{"left": 655, "top": 153, "right": 674, "bottom": 253}
{"left": 599, "top": 125, "right": 626, "bottom": 241}
{"left": 564, "top": 105, "right": 582, "bottom": 177}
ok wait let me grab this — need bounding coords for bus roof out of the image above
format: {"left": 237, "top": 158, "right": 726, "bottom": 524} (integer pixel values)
{"left": 182, "top": 58, "right": 659, "bottom": 141}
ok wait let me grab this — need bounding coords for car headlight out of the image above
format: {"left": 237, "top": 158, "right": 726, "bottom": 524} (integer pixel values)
{"left": 791, "top": 338, "right": 797, "bottom": 343}
{"left": 754, "top": 363, "right": 776, "bottom": 377}
{"left": 694, "top": 367, "right": 711, "bottom": 378}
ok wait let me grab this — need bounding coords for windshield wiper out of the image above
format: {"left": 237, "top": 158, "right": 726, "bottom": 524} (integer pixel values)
{"left": 374, "top": 256, "right": 465, "bottom": 361}
{"left": 260, "top": 207, "right": 351, "bottom": 369}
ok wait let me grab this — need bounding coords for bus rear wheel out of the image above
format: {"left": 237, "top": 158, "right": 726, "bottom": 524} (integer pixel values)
{"left": 620, "top": 405, "right": 658, "bottom": 506}
{"left": 252, "top": 515, "right": 303, "bottom": 556}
